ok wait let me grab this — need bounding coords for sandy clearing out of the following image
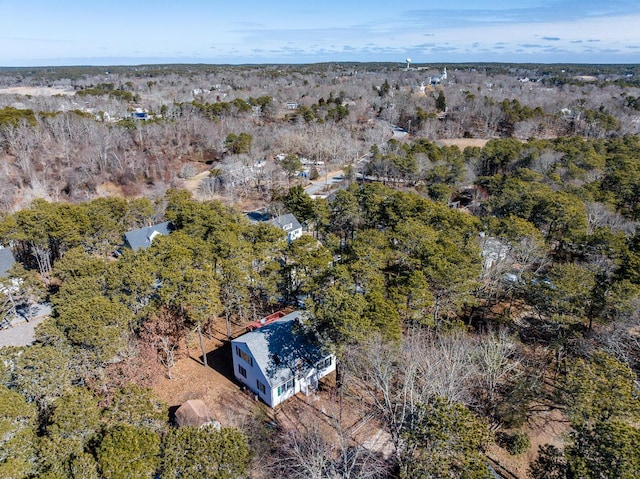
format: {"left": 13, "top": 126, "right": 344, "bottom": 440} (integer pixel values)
{"left": 436, "top": 138, "right": 492, "bottom": 148}
{"left": 0, "top": 86, "right": 76, "bottom": 97}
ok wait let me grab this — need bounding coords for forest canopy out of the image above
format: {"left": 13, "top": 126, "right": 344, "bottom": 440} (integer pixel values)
{"left": 0, "top": 62, "right": 639, "bottom": 478}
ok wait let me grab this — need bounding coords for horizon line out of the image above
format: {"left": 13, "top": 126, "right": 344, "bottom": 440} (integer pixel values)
{"left": 1, "top": 60, "right": 639, "bottom": 70}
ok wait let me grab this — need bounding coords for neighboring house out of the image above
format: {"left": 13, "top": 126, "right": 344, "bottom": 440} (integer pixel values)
{"left": 0, "top": 247, "right": 15, "bottom": 278}
{"left": 479, "top": 233, "right": 522, "bottom": 284}
{"left": 231, "top": 310, "right": 336, "bottom": 408}
{"left": 285, "top": 102, "right": 299, "bottom": 110}
{"left": 123, "top": 221, "right": 172, "bottom": 251}
{"left": 480, "top": 233, "right": 511, "bottom": 274}
{"left": 129, "top": 108, "right": 149, "bottom": 120}
{"left": 429, "top": 67, "right": 448, "bottom": 86}
{"left": 269, "top": 213, "right": 303, "bottom": 242}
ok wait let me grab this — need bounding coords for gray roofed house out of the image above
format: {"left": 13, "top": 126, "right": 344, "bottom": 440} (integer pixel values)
{"left": 269, "top": 213, "right": 302, "bottom": 243}
{"left": 123, "top": 221, "right": 172, "bottom": 251}
{"left": 231, "top": 310, "right": 335, "bottom": 408}
{"left": 0, "top": 247, "right": 15, "bottom": 278}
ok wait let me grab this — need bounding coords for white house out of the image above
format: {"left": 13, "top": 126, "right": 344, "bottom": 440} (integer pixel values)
{"left": 429, "top": 67, "right": 448, "bottom": 86}
{"left": 231, "top": 310, "right": 336, "bottom": 408}
{"left": 269, "top": 213, "right": 303, "bottom": 243}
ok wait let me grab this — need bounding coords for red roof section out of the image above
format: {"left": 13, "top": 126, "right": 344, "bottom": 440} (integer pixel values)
{"left": 245, "top": 310, "right": 288, "bottom": 332}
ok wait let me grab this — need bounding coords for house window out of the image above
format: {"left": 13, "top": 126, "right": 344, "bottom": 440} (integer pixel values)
{"left": 283, "top": 223, "right": 292, "bottom": 231}
{"left": 257, "top": 380, "right": 266, "bottom": 395}
{"left": 317, "top": 356, "right": 332, "bottom": 370}
{"left": 277, "top": 378, "right": 294, "bottom": 396}
{"left": 235, "top": 346, "right": 253, "bottom": 367}
{"left": 238, "top": 365, "right": 247, "bottom": 378}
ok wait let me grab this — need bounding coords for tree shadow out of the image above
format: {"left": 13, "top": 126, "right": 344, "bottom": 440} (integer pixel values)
{"left": 198, "top": 341, "right": 237, "bottom": 383}
{"left": 168, "top": 404, "right": 180, "bottom": 425}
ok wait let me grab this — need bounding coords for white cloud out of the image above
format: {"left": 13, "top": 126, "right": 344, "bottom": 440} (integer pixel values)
{"left": 1, "top": 1, "right": 639, "bottom": 65}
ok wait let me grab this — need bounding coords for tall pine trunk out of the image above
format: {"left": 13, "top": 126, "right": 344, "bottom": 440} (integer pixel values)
{"left": 197, "top": 323, "right": 208, "bottom": 367}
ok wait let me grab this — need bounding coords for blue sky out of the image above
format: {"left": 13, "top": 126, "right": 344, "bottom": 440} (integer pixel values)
{"left": 1, "top": 0, "right": 639, "bottom": 66}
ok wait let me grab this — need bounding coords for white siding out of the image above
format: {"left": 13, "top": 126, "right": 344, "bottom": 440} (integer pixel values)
{"left": 231, "top": 342, "right": 275, "bottom": 407}
{"left": 232, "top": 340, "right": 336, "bottom": 408}
{"left": 288, "top": 227, "right": 303, "bottom": 242}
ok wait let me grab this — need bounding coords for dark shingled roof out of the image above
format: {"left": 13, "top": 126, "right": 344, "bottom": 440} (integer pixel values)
{"left": 123, "top": 221, "right": 172, "bottom": 251}
{"left": 0, "top": 247, "right": 15, "bottom": 278}
{"left": 245, "top": 210, "right": 269, "bottom": 222}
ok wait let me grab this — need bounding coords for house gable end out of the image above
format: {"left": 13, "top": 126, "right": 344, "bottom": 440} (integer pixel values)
{"left": 230, "top": 311, "right": 335, "bottom": 407}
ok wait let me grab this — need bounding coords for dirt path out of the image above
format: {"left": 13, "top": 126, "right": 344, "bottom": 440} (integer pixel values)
{"left": 181, "top": 170, "right": 210, "bottom": 196}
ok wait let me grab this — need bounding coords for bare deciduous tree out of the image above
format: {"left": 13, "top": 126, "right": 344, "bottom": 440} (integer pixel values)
{"left": 473, "top": 328, "right": 521, "bottom": 413}
{"left": 344, "top": 331, "right": 478, "bottom": 470}
{"left": 274, "top": 424, "right": 388, "bottom": 479}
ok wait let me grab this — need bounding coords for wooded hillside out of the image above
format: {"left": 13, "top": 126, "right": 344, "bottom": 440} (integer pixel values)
{"left": 0, "top": 63, "right": 638, "bottom": 478}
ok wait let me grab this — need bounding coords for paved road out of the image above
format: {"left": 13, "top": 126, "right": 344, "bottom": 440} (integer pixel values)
{"left": 304, "top": 169, "right": 345, "bottom": 197}
{"left": 376, "top": 118, "right": 408, "bottom": 140}
{"left": 0, "top": 303, "right": 51, "bottom": 348}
